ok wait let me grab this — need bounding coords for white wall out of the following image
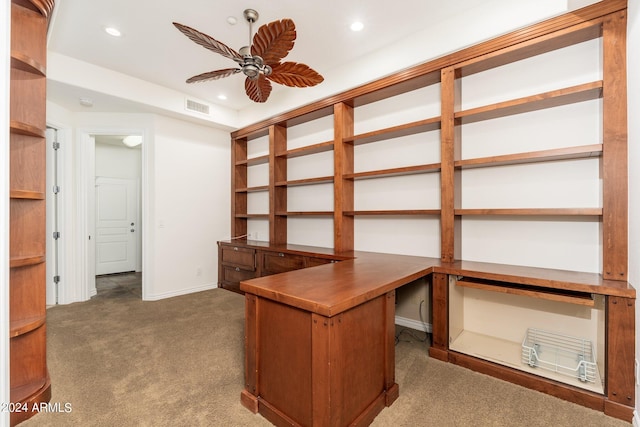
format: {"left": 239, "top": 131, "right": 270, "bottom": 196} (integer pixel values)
{"left": 150, "top": 114, "right": 230, "bottom": 299}
{"left": 628, "top": 0, "right": 640, "bottom": 418}
{"left": 42, "top": 108, "right": 231, "bottom": 303}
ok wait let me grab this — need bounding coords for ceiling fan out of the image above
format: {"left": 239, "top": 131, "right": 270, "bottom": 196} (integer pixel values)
{"left": 173, "top": 9, "right": 324, "bottom": 103}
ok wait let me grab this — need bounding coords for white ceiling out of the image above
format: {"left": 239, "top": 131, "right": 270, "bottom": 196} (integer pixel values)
{"left": 46, "top": 1, "right": 592, "bottom": 123}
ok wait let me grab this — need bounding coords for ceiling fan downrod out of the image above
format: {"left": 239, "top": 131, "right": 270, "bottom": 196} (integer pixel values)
{"left": 237, "top": 9, "right": 271, "bottom": 80}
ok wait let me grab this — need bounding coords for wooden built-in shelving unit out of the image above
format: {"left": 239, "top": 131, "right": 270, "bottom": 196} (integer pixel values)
{"left": 9, "top": 0, "right": 54, "bottom": 424}
{"left": 226, "top": 0, "right": 633, "bottom": 421}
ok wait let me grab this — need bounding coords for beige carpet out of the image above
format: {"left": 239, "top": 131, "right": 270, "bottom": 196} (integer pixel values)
{"left": 23, "top": 287, "right": 630, "bottom": 426}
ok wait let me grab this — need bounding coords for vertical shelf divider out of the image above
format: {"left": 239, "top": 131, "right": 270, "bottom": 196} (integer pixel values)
{"left": 440, "top": 67, "right": 460, "bottom": 262}
{"left": 601, "top": 9, "right": 628, "bottom": 281}
{"left": 270, "top": 124, "right": 287, "bottom": 245}
{"left": 333, "top": 103, "right": 354, "bottom": 252}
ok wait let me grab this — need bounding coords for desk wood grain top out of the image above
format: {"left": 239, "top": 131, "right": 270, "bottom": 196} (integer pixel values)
{"left": 240, "top": 251, "right": 438, "bottom": 317}
{"left": 230, "top": 242, "right": 636, "bottom": 316}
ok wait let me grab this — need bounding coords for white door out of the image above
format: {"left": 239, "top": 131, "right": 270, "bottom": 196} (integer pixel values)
{"left": 95, "top": 177, "right": 137, "bottom": 275}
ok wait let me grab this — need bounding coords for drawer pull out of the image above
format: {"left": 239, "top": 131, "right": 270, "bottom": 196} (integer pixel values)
{"left": 233, "top": 247, "right": 238, "bottom": 251}
{"left": 278, "top": 252, "right": 284, "bottom": 257}
{"left": 235, "top": 267, "right": 240, "bottom": 271}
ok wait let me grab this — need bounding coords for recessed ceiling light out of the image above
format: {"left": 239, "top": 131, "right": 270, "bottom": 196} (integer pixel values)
{"left": 79, "top": 97, "right": 93, "bottom": 107}
{"left": 350, "top": 21, "right": 364, "bottom": 32}
{"left": 218, "top": 94, "right": 228, "bottom": 100}
{"left": 104, "top": 27, "right": 122, "bottom": 37}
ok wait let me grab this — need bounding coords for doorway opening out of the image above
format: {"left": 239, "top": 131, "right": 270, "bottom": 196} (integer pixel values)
{"left": 93, "top": 134, "right": 143, "bottom": 299}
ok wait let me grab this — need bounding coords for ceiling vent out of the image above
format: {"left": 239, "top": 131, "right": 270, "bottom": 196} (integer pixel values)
{"left": 185, "top": 98, "right": 211, "bottom": 116}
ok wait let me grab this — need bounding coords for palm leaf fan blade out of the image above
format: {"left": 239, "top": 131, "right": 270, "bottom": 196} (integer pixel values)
{"left": 268, "top": 62, "right": 324, "bottom": 88}
{"left": 251, "top": 19, "right": 296, "bottom": 65}
{"left": 173, "top": 22, "right": 242, "bottom": 61}
{"left": 245, "top": 75, "right": 273, "bottom": 103}
{"left": 186, "top": 68, "right": 240, "bottom": 84}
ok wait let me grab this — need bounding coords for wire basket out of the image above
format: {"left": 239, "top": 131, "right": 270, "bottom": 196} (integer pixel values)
{"left": 521, "top": 328, "right": 597, "bottom": 383}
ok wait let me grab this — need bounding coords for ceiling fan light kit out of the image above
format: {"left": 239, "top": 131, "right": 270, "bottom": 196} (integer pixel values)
{"left": 173, "top": 8, "right": 323, "bottom": 103}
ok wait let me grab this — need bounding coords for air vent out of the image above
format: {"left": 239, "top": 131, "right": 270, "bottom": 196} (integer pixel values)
{"left": 185, "top": 98, "right": 211, "bottom": 115}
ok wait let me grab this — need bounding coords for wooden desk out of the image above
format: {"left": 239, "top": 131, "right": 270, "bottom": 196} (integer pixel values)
{"left": 224, "top": 241, "right": 636, "bottom": 424}
{"left": 240, "top": 252, "right": 436, "bottom": 426}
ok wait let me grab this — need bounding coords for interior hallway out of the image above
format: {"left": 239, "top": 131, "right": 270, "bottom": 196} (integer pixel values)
{"left": 94, "top": 272, "right": 142, "bottom": 299}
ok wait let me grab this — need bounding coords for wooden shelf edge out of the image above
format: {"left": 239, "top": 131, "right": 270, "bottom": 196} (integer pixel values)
{"left": 345, "top": 116, "right": 441, "bottom": 146}
{"left": 235, "top": 154, "right": 270, "bottom": 166}
{"left": 10, "top": 255, "right": 45, "bottom": 268}
{"left": 456, "top": 279, "right": 595, "bottom": 306}
{"left": 448, "top": 351, "right": 606, "bottom": 411}
{"left": 10, "top": 376, "right": 52, "bottom": 426}
{"left": 345, "top": 163, "right": 441, "bottom": 180}
{"left": 236, "top": 186, "right": 269, "bottom": 193}
{"left": 456, "top": 144, "right": 603, "bottom": 169}
{"left": 10, "top": 315, "right": 46, "bottom": 337}
{"left": 436, "top": 261, "right": 635, "bottom": 298}
{"left": 11, "top": 52, "right": 46, "bottom": 76}
{"left": 12, "top": 0, "right": 55, "bottom": 18}
{"left": 275, "top": 176, "right": 334, "bottom": 187}
{"left": 10, "top": 120, "right": 45, "bottom": 138}
{"left": 10, "top": 189, "right": 45, "bottom": 199}
{"left": 344, "top": 210, "right": 441, "bottom": 216}
{"left": 276, "top": 140, "right": 334, "bottom": 159}
{"left": 456, "top": 81, "right": 603, "bottom": 124}
{"left": 236, "top": 214, "right": 269, "bottom": 219}
{"left": 275, "top": 211, "right": 334, "bottom": 216}
{"left": 455, "top": 208, "right": 603, "bottom": 216}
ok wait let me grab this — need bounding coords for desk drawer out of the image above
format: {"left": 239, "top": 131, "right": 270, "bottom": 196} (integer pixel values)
{"left": 262, "top": 251, "right": 305, "bottom": 275}
{"left": 305, "top": 256, "right": 336, "bottom": 268}
{"left": 220, "top": 244, "right": 256, "bottom": 270}
{"left": 222, "top": 265, "right": 256, "bottom": 284}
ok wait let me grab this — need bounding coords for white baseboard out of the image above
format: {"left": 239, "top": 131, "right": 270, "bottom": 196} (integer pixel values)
{"left": 633, "top": 410, "right": 639, "bottom": 427}
{"left": 395, "top": 315, "right": 432, "bottom": 333}
{"left": 144, "top": 282, "right": 217, "bottom": 301}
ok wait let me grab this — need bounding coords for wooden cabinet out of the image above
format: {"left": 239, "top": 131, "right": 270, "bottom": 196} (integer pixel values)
{"left": 242, "top": 290, "right": 397, "bottom": 426}
{"left": 260, "top": 251, "right": 305, "bottom": 276}
{"left": 9, "top": 0, "right": 54, "bottom": 424}
{"left": 218, "top": 243, "right": 256, "bottom": 293}
{"left": 217, "top": 242, "right": 344, "bottom": 294}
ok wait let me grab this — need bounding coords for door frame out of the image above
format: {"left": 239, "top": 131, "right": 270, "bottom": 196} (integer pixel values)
{"left": 76, "top": 127, "right": 150, "bottom": 300}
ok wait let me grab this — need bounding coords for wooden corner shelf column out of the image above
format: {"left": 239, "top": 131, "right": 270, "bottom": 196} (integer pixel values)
{"left": 9, "top": 1, "right": 54, "bottom": 424}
